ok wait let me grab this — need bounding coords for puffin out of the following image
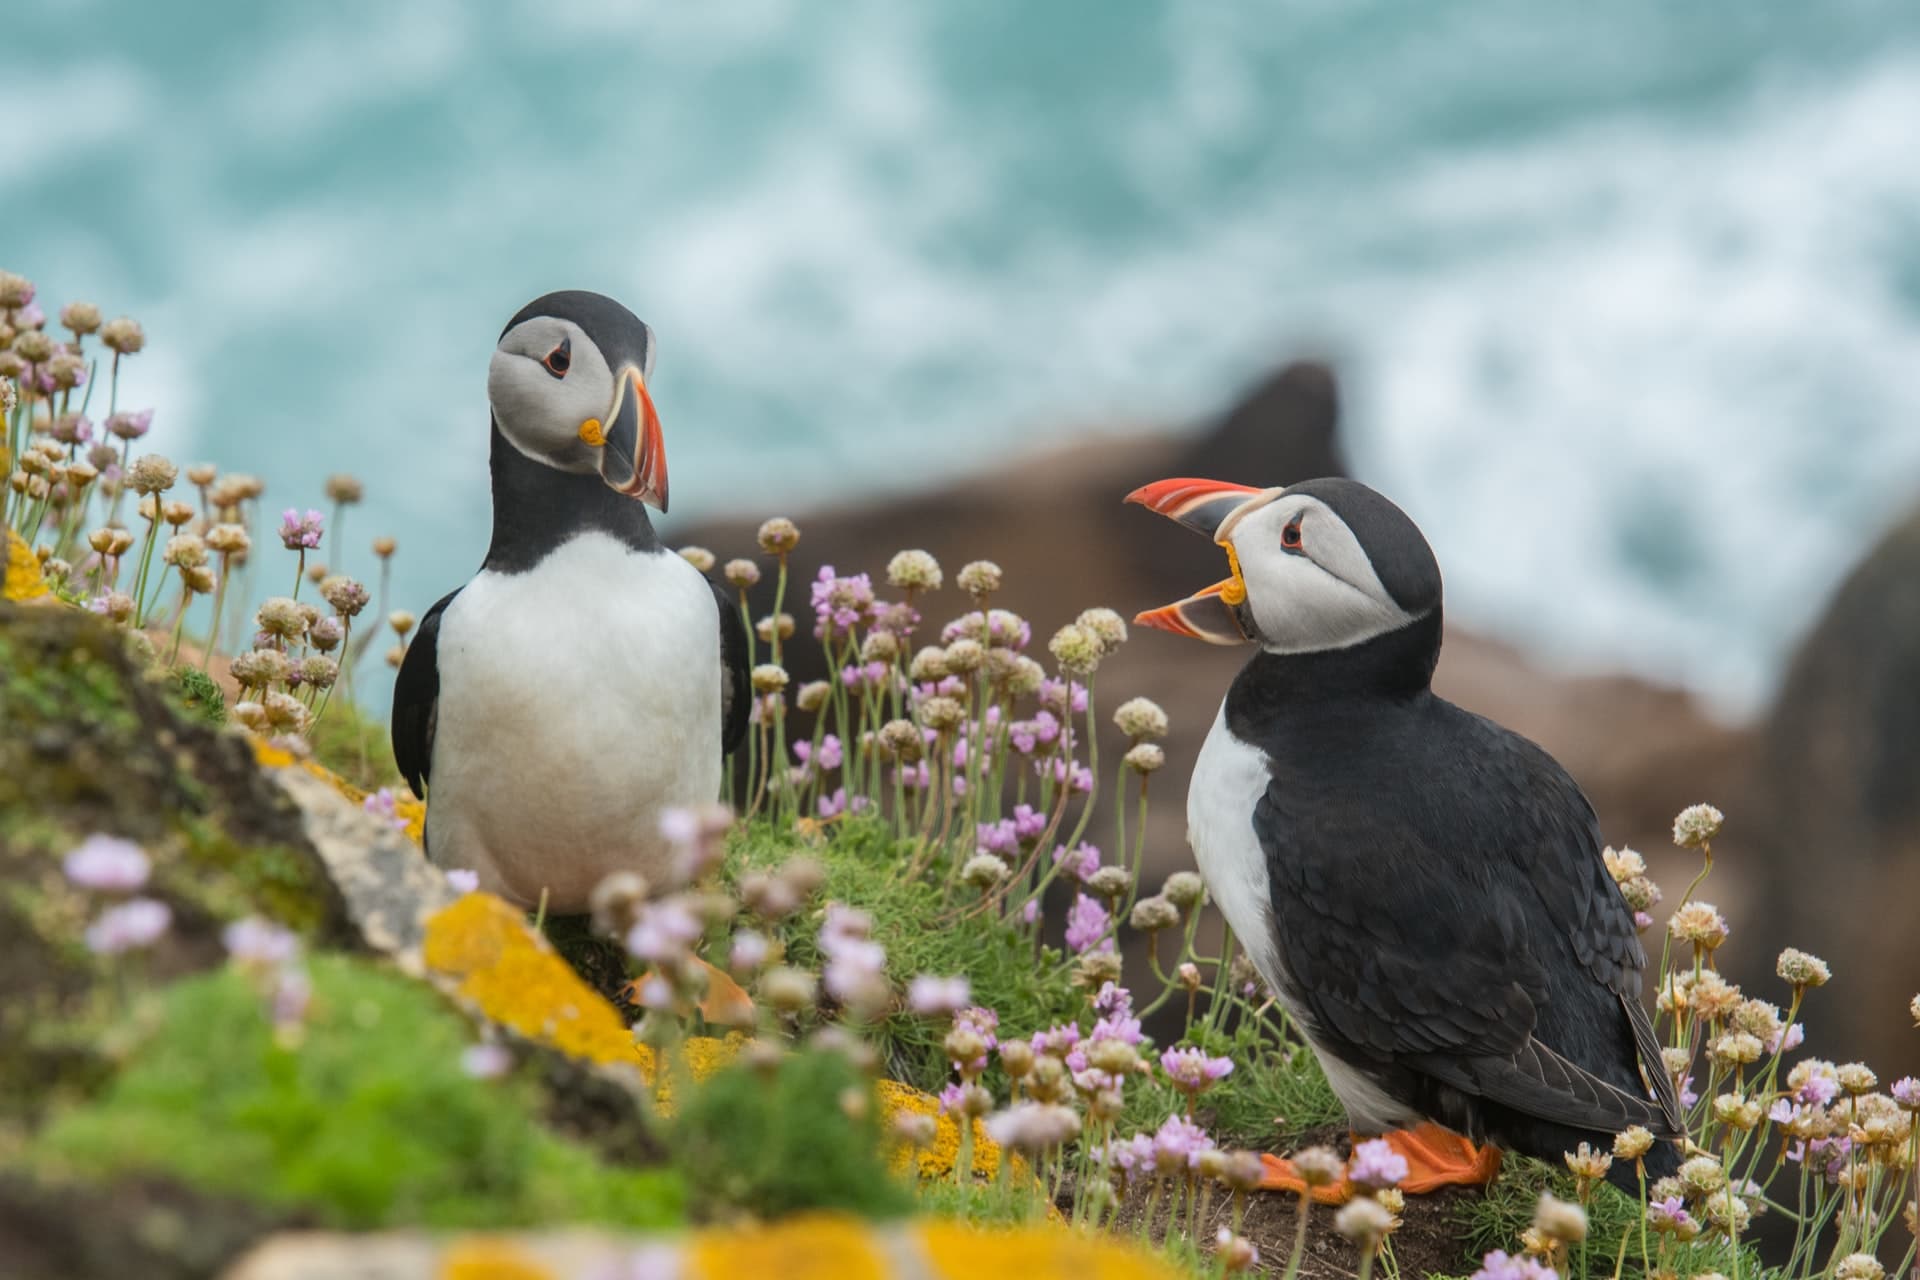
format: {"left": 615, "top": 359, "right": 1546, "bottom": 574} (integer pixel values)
{"left": 392, "top": 290, "right": 749, "bottom": 913}
{"left": 1128, "top": 475, "right": 1682, "bottom": 1198}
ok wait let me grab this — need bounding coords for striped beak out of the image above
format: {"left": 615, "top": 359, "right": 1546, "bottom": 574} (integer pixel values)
{"left": 1125, "top": 477, "right": 1266, "bottom": 645}
{"left": 597, "top": 364, "right": 669, "bottom": 511}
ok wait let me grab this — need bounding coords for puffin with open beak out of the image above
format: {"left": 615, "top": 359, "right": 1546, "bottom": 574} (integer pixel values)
{"left": 1129, "top": 475, "right": 1681, "bottom": 1199}
{"left": 392, "top": 290, "right": 749, "bottom": 912}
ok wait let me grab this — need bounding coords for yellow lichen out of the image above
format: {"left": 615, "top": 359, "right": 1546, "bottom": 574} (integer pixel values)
{"left": 915, "top": 1221, "right": 1177, "bottom": 1280}
{"left": 437, "top": 1239, "right": 556, "bottom": 1280}
{"left": 875, "top": 1078, "right": 1019, "bottom": 1182}
{"left": 424, "top": 893, "right": 649, "bottom": 1070}
{"left": 3, "top": 528, "right": 49, "bottom": 602}
{"left": 688, "top": 1213, "right": 887, "bottom": 1280}
{"left": 248, "top": 736, "right": 426, "bottom": 843}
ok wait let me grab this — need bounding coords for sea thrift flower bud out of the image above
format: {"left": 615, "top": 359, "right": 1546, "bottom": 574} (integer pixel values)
{"left": 206, "top": 523, "right": 250, "bottom": 555}
{"left": 1613, "top": 1126, "right": 1654, "bottom": 1160}
{"left": 1776, "top": 948, "right": 1831, "bottom": 989}
{"left": 1707, "top": 1032, "right": 1763, "bottom": 1068}
{"left": 1009, "top": 656, "right": 1046, "bottom": 695}
{"left": 943, "top": 637, "right": 985, "bottom": 673}
{"left": 859, "top": 631, "right": 899, "bottom": 666}
{"left": 1086, "top": 865, "right": 1131, "bottom": 899}
{"left": 1088, "top": 1039, "right": 1142, "bottom": 1077}
{"left": 1564, "top": 1142, "right": 1612, "bottom": 1182}
{"left": 1532, "top": 1194, "right": 1588, "bottom": 1245}
{"left": 162, "top": 501, "right": 195, "bottom": 527}
{"left": 879, "top": 719, "right": 923, "bottom": 763}
{"left": 1048, "top": 623, "right": 1101, "bottom": 676}
{"left": 1669, "top": 901, "right": 1728, "bottom": 951}
{"left": 1076, "top": 607, "right": 1128, "bottom": 654}
{"left": 100, "top": 316, "right": 145, "bottom": 354}
{"left": 960, "top": 854, "right": 1007, "bottom": 888}
{"left": 999, "top": 1040, "right": 1035, "bottom": 1079}
{"left": 1292, "top": 1145, "right": 1343, "bottom": 1188}
{"left": 756, "top": 517, "right": 800, "bottom": 555}
{"left": 1177, "top": 962, "right": 1203, "bottom": 991}
{"left": 107, "top": 409, "right": 154, "bottom": 441}
{"left": 232, "top": 648, "right": 290, "bottom": 690}
{"left": 297, "top": 655, "right": 338, "bottom": 690}
{"left": 1712, "top": 1095, "right": 1762, "bottom": 1129}
{"left": 956, "top": 560, "right": 1001, "bottom": 598}
{"left": 263, "top": 690, "right": 310, "bottom": 734}
{"left": 63, "top": 835, "right": 151, "bottom": 891}
{"left": 231, "top": 701, "right": 269, "bottom": 730}
{"left": 0, "top": 271, "right": 34, "bottom": 307}
{"left": 307, "top": 617, "right": 343, "bottom": 652}
{"left": 1074, "top": 950, "right": 1122, "bottom": 989}
{"left": 756, "top": 613, "right": 795, "bottom": 643}
{"left": 1113, "top": 696, "right": 1169, "bottom": 740}
{"left": 1335, "top": 1196, "right": 1392, "bottom": 1248}
{"left": 60, "top": 301, "right": 102, "bottom": 334}
{"left": 46, "top": 351, "right": 86, "bottom": 389}
{"left": 1130, "top": 896, "right": 1179, "bottom": 932}
{"left": 389, "top": 610, "right": 416, "bottom": 638}
{"left": 1673, "top": 803, "right": 1723, "bottom": 847}
{"left": 1910, "top": 992, "right": 1920, "bottom": 1026}
{"left": 677, "top": 546, "right": 715, "bottom": 573}
{"left": 1163, "top": 871, "right": 1206, "bottom": 910}
{"left": 1677, "top": 1155, "right": 1726, "bottom": 1197}
{"left": 1833, "top": 1256, "right": 1886, "bottom": 1280}
{"left": 163, "top": 534, "right": 207, "bottom": 569}
{"left": 370, "top": 535, "right": 397, "bottom": 559}
{"left": 721, "top": 557, "right": 760, "bottom": 589}
{"left": 886, "top": 549, "right": 942, "bottom": 592}
{"left": 1836, "top": 1062, "right": 1877, "bottom": 1094}
{"left": 320, "top": 576, "right": 369, "bottom": 617}
{"left": 257, "top": 597, "right": 306, "bottom": 639}
{"left": 127, "top": 454, "right": 178, "bottom": 494}
{"left": 1215, "top": 1228, "right": 1259, "bottom": 1274}
{"left": 793, "top": 680, "right": 832, "bottom": 713}
{"left": 185, "top": 463, "right": 217, "bottom": 487}
{"left": 1124, "top": 743, "right": 1165, "bottom": 774}
{"left": 751, "top": 664, "right": 789, "bottom": 695}
{"left": 917, "top": 695, "right": 965, "bottom": 733}
{"left": 13, "top": 329, "right": 54, "bottom": 362}
{"left": 87, "top": 528, "right": 118, "bottom": 555}
{"left": 323, "top": 473, "right": 363, "bottom": 504}
{"left": 1890, "top": 1077, "right": 1920, "bottom": 1111}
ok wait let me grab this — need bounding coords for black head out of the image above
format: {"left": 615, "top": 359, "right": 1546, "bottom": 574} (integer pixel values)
{"left": 488, "top": 290, "right": 668, "bottom": 510}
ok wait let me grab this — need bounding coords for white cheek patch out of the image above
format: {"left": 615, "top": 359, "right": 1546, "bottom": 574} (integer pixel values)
{"left": 488, "top": 319, "right": 615, "bottom": 473}
{"left": 1229, "top": 497, "right": 1420, "bottom": 653}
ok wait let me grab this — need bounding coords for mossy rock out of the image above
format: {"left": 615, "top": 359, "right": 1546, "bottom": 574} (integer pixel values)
{"left": 0, "top": 602, "right": 349, "bottom": 1124}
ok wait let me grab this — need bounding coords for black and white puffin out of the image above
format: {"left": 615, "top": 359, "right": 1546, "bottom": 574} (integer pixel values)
{"left": 1128, "top": 475, "right": 1681, "bottom": 1197}
{"left": 392, "top": 290, "right": 749, "bottom": 912}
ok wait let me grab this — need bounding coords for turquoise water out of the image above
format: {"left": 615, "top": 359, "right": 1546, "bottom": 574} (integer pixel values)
{"left": 10, "top": 1, "right": 1920, "bottom": 712}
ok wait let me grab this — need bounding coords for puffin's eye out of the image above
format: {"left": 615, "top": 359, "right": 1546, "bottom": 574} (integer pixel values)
{"left": 542, "top": 338, "right": 572, "bottom": 378}
{"left": 1281, "top": 515, "right": 1304, "bottom": 553}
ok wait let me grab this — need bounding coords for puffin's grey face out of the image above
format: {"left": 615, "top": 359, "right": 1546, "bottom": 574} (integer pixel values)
{"left": 1127, "top": 476, "right": 1439, "bottom": 651}
{"left": 488, "top": 312, "right": 667, "bottom": 510}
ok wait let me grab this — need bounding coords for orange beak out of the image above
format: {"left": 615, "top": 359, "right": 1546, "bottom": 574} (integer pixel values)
{"left": 1125, "top": 477, "right": 1266, "bottom": 645}
{"left": 598, "top": 365, "right": 669, "bottom": 511}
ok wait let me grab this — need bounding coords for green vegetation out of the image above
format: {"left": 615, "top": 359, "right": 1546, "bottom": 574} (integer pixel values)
{"left": 30, "top": 956, "right": 683, "bottom": 1231}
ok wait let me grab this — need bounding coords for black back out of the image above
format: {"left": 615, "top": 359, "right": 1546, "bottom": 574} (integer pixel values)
{"left": 391, "top": 587, "right": 460, "bottom": 801}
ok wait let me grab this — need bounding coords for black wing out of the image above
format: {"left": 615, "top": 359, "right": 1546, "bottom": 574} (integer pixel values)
{"left": 1259, "top": 706, "right": 1680, "bottom": 1138}
{"left": 391, "top": 588, "right": 460, "bottom": 800}
{"left": 714, "top": 579, "right": 750, "bottom": 757}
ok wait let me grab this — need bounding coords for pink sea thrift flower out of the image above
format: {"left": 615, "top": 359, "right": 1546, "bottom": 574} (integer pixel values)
{"left": 1472, "top": 1250, "right": 1558, "bottom": 1280}
{"left": 1161, "top": 1046, "right": 1235, "bottom": 1094}
{"left": 1064, "top": 893, "right": 1111, "bottom": 954}
{"left": 462, "top": 1042, "right": 513, "bottom": 1080}
{"left": 278, "top": 508, "right": 325, "bottom": 550}
{"left": 908, "top": 975, "right": 972, "bottom": 1017}
{"left": 1150, "top": 1114, "right": 1215, "bottom": 1172}
{"left": 363, "top": 787, "right": 409, "bottom": 830}
{"left": 445, "top": 868, "right": 480, "bottom": 894}
{"left": 222, "top": 916, "right": 300, "bottom": 967}
{"left": 1349, "top": 1137, "right": 1408, "bottom": 1189}
{"left": 63, "top": 835, "right": 150, "bottom": 891}
{"left": 84, "top": 897, "right": 171, "bottom": 954}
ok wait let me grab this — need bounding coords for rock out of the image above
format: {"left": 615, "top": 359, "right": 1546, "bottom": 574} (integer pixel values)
{"left": 1740, "top": 499, "right": 1920, "bottom": 1069}
{"left": 0, "top": 1173, "right": 305, "bottom": 1280}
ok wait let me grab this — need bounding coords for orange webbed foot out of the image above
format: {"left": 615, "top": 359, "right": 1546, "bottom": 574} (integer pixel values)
{"left": 1260, "top": 1125, "right": 1502, "bottom": 1200}
{"left": 620, "top": 958, "right": 755, "bottom": 1027}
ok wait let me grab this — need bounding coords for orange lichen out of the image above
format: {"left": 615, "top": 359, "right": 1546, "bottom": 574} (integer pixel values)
{"left": 3, "top": 528, "right": 49, "bottom": 601}
{"left": 915, "top": 1221, "right": 1178, "bottom": 1280}
{"left": 687, "top": 1213, "right": 887, "bottom": 1280}
{"left": 437, "top": 1239, "right": 556, "bottom": 1280}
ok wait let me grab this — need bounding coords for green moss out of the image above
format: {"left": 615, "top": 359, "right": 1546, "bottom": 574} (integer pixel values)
{"left": 672, "top": 1044, "right": 914, "bottom": 1222}
{"left": 1452, "top": 1156, "right": 1765, "bottom": 1280}
{"left": 727, "top": 817, "right": 1082, "bottom": 1092}
{"left": 167, "top": 664, "right": 226, "bottom": 727}
{"left": 28, "top": 956, "right": 684, "bottom": 1231}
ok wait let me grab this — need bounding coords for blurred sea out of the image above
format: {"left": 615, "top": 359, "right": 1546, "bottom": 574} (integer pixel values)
{"left": 9, "top": 0, "right": 1920, "bottom": 714}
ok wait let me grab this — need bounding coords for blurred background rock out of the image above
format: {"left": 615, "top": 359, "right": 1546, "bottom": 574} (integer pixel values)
{"left": 11, "top": 0, "right": 1918, "bottom": 1066}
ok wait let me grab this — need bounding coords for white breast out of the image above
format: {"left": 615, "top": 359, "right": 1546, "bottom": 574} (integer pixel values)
{"left": 1186, "top": 699, "right": 1416, "bottom": 1132}
{"left": 427, "top": 533, "right": 723, "bottom": 911}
